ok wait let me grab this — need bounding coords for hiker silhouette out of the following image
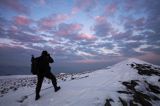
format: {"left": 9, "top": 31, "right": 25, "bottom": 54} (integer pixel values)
{"left": 35, "top": 50, "right": 60, "bottom": 100}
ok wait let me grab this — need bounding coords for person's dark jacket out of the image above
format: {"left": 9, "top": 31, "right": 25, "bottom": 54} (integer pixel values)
{"left": 38, "top": 54, "right": 54, "bottom": 74}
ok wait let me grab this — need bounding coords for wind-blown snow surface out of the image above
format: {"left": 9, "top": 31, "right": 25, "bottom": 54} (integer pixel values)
{"left": 0, "top": 58, "right": 160, "bottom": 106}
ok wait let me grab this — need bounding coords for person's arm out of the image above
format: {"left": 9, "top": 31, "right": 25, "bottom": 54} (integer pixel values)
{"left": 47, "top": 54, "right": 54, "bottom": 63}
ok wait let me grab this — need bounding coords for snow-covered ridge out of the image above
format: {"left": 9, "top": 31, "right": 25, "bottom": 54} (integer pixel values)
{"left": 0, "top": 58, "right": 160, "bottom": 106}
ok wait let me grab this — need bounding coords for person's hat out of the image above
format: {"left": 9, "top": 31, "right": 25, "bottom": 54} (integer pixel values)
{"left": 42, "top": 50, "right": 48, "bottom": 55}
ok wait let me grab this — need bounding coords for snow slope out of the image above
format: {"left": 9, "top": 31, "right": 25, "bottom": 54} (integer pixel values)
{"left": 0, "top": 58, "right": 160, "bottom": 106}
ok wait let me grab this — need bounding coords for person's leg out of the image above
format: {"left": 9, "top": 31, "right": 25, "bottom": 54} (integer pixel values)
{"left": 35, "top": 75, "right": 44, "bottom": 100}
{"left": 45, "top": 72, "right": 60, "bottom": 92}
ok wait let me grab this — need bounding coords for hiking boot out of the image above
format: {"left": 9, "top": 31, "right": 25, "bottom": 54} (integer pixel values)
{"left": 55, "top": 86, "right": 61, "bottom": 92}
{"left": 35, "top": 94, "right": 40, "bottom": 100}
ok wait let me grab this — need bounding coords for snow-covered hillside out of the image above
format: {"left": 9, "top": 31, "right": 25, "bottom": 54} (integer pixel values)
{"left": 0, "top": 58, "right": 160, "bottom": 106}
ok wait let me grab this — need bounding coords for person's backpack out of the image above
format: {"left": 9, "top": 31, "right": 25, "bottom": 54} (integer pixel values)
{"left": 31, "top": 55, "right": 40, "bottom": 75}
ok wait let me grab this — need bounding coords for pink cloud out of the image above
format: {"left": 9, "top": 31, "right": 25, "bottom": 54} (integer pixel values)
{"left": 95, "top": 16, "right": 106, "bottom": 24}
{"left": 77, "top": 33, "right": 96, "bottom": 40}
{"left": 56, "top": 23, "right": 82, "bottom": 36}
{"left": 14, "top": 15, "right": 31, "bottom": 26}
{"left": 0, "top": 0, "right": 29, "bottom": 14}
{"left": 104, "top": 3, "right": 117, "bottom": 15}
{"left": 39, "top": 14, "right": 69, "bottom": 29}
{"left": 71, "top": 24, "right": 82, "bottom": 31}
{"left": 40, "top": 18, "right": 56, "bottom": 28}
{"left": 10, "top": 25, "right": 18, "bottom": 33}
{"left": 56, "top": 30, "right": 71, "bottom": 36}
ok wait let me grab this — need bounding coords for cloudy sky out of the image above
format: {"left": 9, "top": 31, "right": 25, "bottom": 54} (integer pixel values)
{"left": 0, "top": 0, "right": 160, "bottom": 75}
